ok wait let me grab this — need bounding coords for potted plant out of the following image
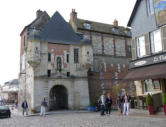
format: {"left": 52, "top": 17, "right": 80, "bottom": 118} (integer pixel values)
{"left": 87, "top": 102, "right": 96, "bottom": 111}
{"left": 146, "top": 93, "right": 154, "bottom": 115}
{"left": 162, "top": 93, "right": 166, "bottom": 115}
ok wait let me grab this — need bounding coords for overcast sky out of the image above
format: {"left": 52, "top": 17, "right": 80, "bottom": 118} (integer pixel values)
{"left": 0, "top": 0, "right": 136, "bottom": 85}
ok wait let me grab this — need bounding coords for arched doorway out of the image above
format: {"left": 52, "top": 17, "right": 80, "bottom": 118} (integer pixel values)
{"left": 49, "top": 85, "right": 68, "bottom": 110}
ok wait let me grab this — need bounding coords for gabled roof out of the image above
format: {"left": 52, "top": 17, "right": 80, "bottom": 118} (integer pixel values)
{"left": 20, "top": 11, "right": 50, "bottom": 36}
{"left": 39, "top": 11, "right": 82, "bottom": 44}
{"left": 127, "top": 0, "right": 141, "bottom": 27}
{"left": 74, "top": 19, "right": 131, "bottom": 37}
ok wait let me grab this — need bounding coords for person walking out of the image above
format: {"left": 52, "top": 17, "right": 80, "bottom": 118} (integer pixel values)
{"left": 116, "top": 96, "right": 122, "bottom": 115}
{"left": 15, "top": 99, "right": 18, "bottom": 109}
{"left": 40, "top": 98, "right": 47, "bottom": 117}
{"left": 122, "top": 93, "right": 131, "bottom": 115}
{"left": 105, "top": 93, "right": 112, "bottom": 115}
{"left": 99, "top": 94, "right": 105, "bottom": 116}
{"left": 21, "top": 100, "right": 28, "bottom": 116}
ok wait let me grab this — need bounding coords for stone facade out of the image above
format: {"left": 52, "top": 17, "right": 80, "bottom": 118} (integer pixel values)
{"left": 19, "top": 11, "right": 92, "bottom": 112}
{"left": 69, "top": 9, "right": 133, "bottom": 104}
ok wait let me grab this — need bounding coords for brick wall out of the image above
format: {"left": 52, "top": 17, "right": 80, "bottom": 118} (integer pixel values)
{"left": 88, "top": 64, "right": 135, "bottom": 105}
{"left": 48, "top": 43, "right": 70, "bottom": 69}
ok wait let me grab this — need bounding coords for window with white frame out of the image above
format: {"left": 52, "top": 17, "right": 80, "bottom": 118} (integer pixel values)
{"left": 136, "top": 36, "right": 146, "bottom": 57}
{"left": 150, "top": 29, "right": 162, "bottom": 53}
{"left": 84, "top": 23, "right": 91, "bottom": 29}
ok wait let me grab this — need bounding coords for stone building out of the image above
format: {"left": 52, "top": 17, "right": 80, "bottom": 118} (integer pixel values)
{"left": 69, "top": 9, "right": 134, "bottom": 104}
{"left": 125, "top": 0, "right": 166, "bottom": 111}
{"left": 19, "top": 10, "right": 92, "bottom": 112}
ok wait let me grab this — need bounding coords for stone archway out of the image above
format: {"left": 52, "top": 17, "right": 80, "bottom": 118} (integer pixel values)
{"left": 49, "top": 85, "right": 68, "bottom": 110}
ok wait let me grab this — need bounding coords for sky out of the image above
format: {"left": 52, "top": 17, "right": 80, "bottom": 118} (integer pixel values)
{"left": 0, "top": 0, "right": 136, "bottom": 85}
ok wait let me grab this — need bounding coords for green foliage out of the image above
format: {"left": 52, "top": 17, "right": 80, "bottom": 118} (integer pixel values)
{"left": 146, "top": 93, "right": 153, "bottom": 106}
{"left": 88, "top": 102, "right": 95, "bottom": 107}
{"left": 162, "top": 93, "right": 166, "bottom": 105}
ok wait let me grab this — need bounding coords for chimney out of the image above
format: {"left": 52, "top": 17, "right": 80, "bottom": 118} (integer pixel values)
{"left": 70, "top": 9, "right": 77, "bottom": 22}
{"left": 113, "top": 19, "right": 118, "bottom": 27}
{"left": 36, "top": 9, "right": 43, "bottom": 18}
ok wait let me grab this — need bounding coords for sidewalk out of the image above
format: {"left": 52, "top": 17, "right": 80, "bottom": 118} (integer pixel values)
{"left": 11, "top": 108, "right": 166, "bottom": 118}
{"left": 129, "top": 109, "right": 166, "bottom": 118}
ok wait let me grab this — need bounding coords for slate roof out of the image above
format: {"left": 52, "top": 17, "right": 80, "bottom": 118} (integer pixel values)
{"left": 20, "top": 11, "right": 50, "bottom": 36}
{"left": 39, "top": 11, "right": 82, "bottom": 44}
{"left": 74, "top": 18, "right": 131, "bottom": 37}
{"left": 127, "top": 0, "right": 141, "bottom": 27}
{"left": 4, "top": 79, "right": 18, "bottom": 86}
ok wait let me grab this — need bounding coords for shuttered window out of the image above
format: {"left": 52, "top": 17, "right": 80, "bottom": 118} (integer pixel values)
{"left": 136, "top": 36, "right": 146, "bottom": 57}
{"left": 150, "top": 29, "right": 162, "bottom": 53}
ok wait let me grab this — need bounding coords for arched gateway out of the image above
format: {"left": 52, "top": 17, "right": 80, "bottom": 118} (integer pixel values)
{"left": 49, "top": 85, "right": 68, "bottom": 110}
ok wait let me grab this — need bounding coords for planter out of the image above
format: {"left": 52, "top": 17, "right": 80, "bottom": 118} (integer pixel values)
{"left": 87, "top": 106, "right": 96, "bottom": 111}
{"left": 164, "top": 105, "right": 166, "bottom": 115}
{"left": 148, "top": 106, "right": 154, "bottom": 115}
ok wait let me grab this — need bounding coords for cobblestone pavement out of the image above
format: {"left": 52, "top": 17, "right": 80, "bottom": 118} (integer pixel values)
{"left": 0, "top": 111, "right": 166, "bottom": 127}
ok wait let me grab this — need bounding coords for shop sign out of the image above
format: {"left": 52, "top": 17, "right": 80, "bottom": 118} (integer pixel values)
{"left": 130, "top": 53, "right": 166, "bottom": 68}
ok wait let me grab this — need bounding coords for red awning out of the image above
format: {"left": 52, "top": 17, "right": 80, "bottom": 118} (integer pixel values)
{"left": 124, "top": 64, "right": 166, "bottom": 81}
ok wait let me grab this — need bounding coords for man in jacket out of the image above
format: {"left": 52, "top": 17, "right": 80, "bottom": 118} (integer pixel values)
{"left": 21, "top": 100, "right": 28, "bottom": 116}
{"left": 105, "top": 93, "right": 112, "bottom": 115}
{"left": 40, "top": 98, "right": 48, "bottom": 117}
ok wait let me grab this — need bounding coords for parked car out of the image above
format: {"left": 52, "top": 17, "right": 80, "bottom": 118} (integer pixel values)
{"left": 0, "top": 106, "right": 11, "bottom": 118}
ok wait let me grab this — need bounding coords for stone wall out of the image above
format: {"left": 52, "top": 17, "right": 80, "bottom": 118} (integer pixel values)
{"left": 32, "top": 77, "right": 90, "bottom": 111}
{"left": 115, "top": 38, "right": 126, "bottom": 56}
{"left": 92, "top": 34, "right": 102, "bottom": 54}
{"left": 103, "top": 37, "right": 114, "bottom": 55}
{"left": 88, "top": 72, "right": 135, "bottom": 105}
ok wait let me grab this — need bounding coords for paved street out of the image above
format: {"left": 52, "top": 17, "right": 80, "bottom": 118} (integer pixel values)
{"left": 0, "top": 110, "right": 166, "bottom": 127}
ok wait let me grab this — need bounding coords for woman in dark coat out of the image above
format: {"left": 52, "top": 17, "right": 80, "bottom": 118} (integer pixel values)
{"left": 105, "top": 93, "right": 112, "bottom": 115}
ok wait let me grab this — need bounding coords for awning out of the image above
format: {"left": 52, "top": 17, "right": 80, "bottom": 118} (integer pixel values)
{"left": 124, "top": 64, "right": 166, "bottom": 81}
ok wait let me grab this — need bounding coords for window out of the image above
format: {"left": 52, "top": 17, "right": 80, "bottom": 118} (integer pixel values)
{"left": 35, "top": 47, "right": 39, "bottom": 54}
{"left": 74, "top": 48, "right": 79, "bottom": 63}
{"left": 66, "top": 54, "right": 69, "bottom": 63}
{"left": 84, "top": 23, "right": 91, "bottom": 29}
{"left": 67, "top": 72, "right": 70, "bottom": 77}
{"left": 148, "top": 0, "right": 154, "bottom": 15}
{"left": 126, "top": 30, "right": 131, "bottom": 36}
{"left": 47, "top": 70, "right": 51, "bottom": 77}
{"left": 77, "top": 33, "right": 83, "bottom": 39}
{"left": 153, "top": 80, "right": 160, "bottom": 89}
{"left": 136, "top": 36, "right": 146, "bottom": 57}
{"left": 48, "top": 53, "right": 51, "bottom": 62}
{"left": 113, "top": 28, "right": 119, "bottom": 34}
{"left": 56, "top": 57, "right": 62, "bottom": 72}
{"left": 23, "top": 36, "right": 25, "bottom": 46}
{"left": 150, "top": 29, "right": 162, "bottom": 53}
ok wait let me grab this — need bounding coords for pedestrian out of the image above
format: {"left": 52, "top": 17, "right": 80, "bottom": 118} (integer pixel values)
{"left": 15, "top": 99, "right": 18, "bottom": 109}
{"left": 21, "top": 100, "right": 28, "bottom": 116}
{"left": 105, "top": 93, "right": 112, "bottom": 115}
{"left": 99, "top": 94, "right": 105, "bottom": 116}
{"left": 116, "top": 96, "right": 122, "bottom": 115}
{"left": 122, "top": 93, "right": 131, "bottom": 115}
{"left": 40, "top": 98, "right": 47, "bottom": 117}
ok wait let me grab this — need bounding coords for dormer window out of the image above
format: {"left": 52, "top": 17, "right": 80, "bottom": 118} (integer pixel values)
{"left": 84, "top": 23, "right": 91, "bottom": 29}
{"left": 113, "top": 28, "right": 119, "bottom": 34}
{"left": 126, "top": 30, "right": 131, "bottom": 36}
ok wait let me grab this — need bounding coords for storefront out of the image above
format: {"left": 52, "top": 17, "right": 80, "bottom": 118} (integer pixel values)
{"left": 124, "top": 52, "right": 166, "bottom": 111}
